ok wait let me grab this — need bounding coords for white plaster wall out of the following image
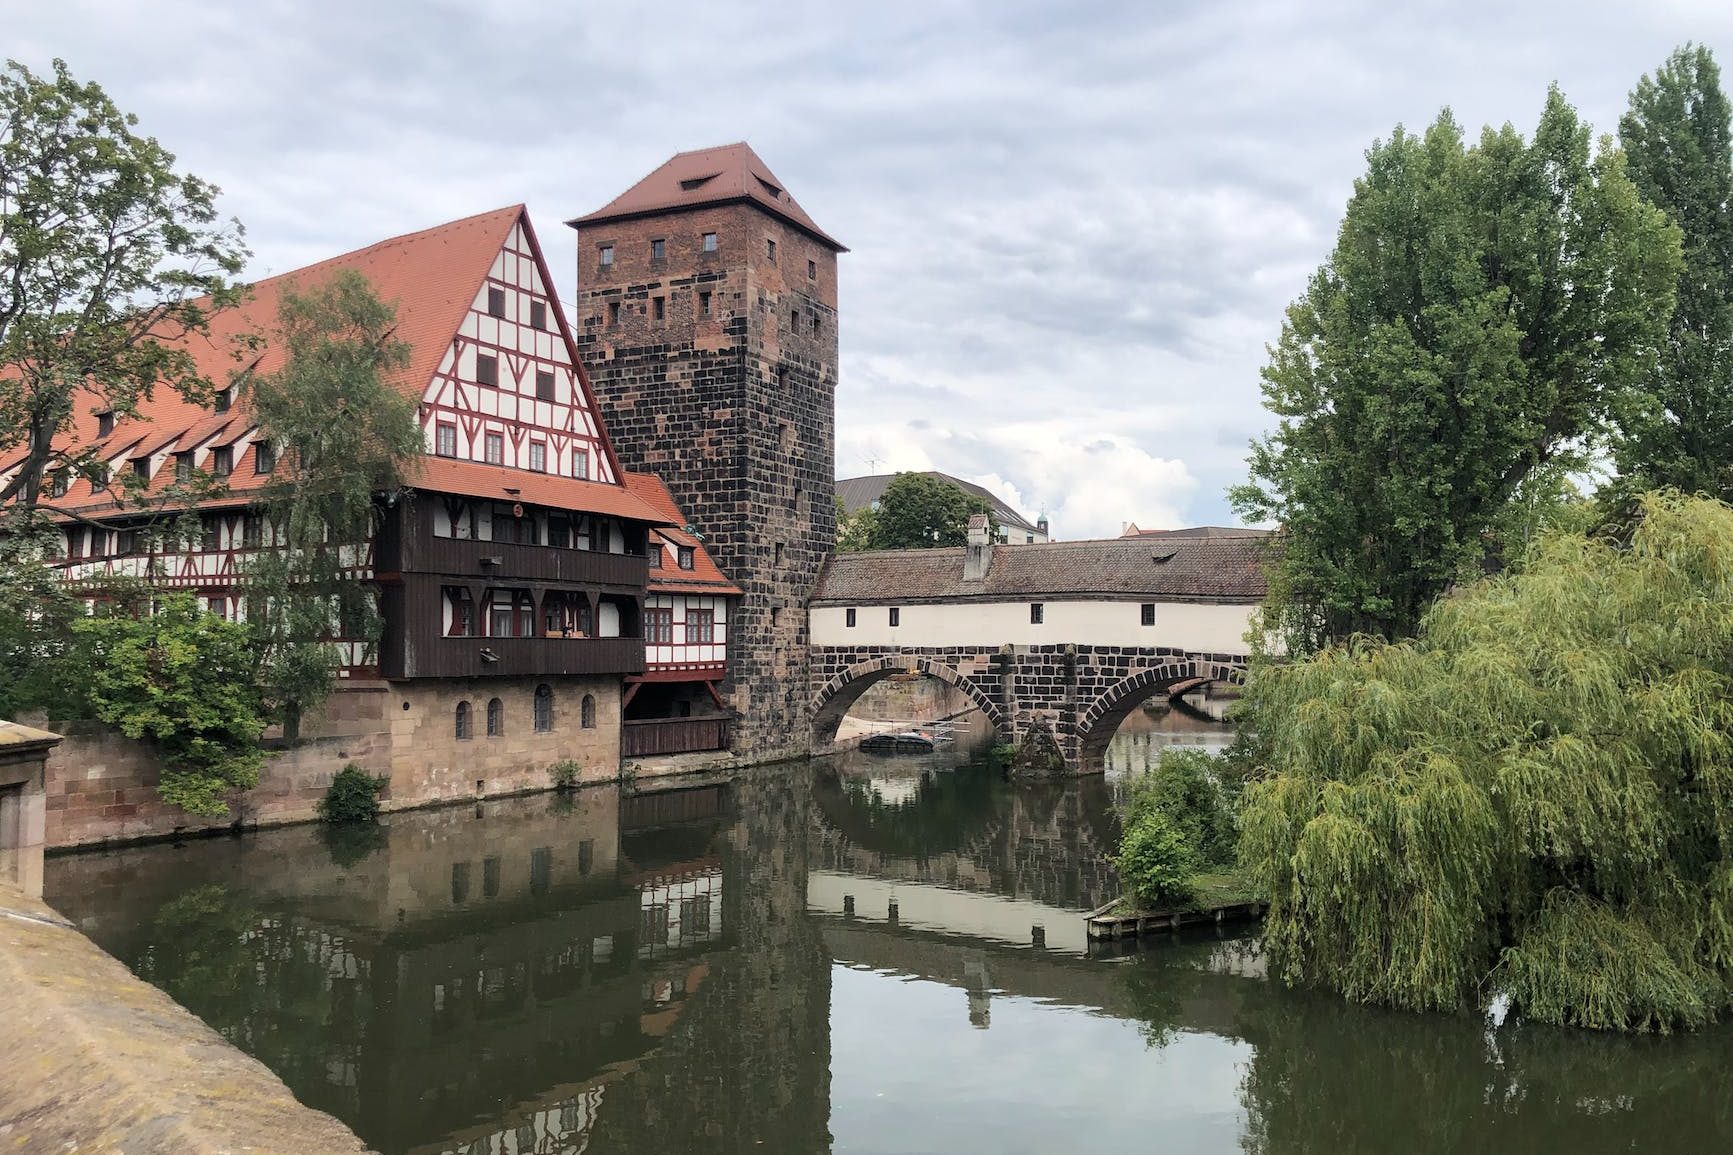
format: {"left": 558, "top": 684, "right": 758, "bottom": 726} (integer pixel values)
{"left": 809, "top": 598, "right": 1257, "bottom": 655}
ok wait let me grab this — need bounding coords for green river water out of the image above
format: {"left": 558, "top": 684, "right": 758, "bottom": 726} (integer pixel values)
{"left": 42, "top": 720, "right": 1733, "bottom": 1154}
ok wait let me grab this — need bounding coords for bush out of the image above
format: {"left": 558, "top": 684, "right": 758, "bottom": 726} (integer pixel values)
{"left": 549, "top": 758, "right": 580, "bottom": 791}
{"left": 1122, "top": 748, "right": 1238, "bottom": 867}
{"left": 1115, "top": 809, "right": 1198, "bottom": 908}
{"left": 319, "top": 763, "right": 386, "bottom": 824}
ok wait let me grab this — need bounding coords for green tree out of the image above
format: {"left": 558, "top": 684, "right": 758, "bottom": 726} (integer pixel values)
{"left": 241, "top": 269, "right": 420, "bottom": 739}
{"left": 835, "top": 495, "right": 877, "bottom": 553}
{"left": 76, "top": 593, "right": 265, "bottom": 816}
{"left": 1613, "top": 44, "right": 1733, "bottom": 501}
{"left": 869, "top": 473, "right": 997, "bottom": 549}
{"left": 0, "top": 58, "right": 246, "bottom": 518}
{"left": 1239, "top": 492, "right": 1733, "bottom": 1032}
{"left": 1231, "top": 91, "right": 1681, "bottom": 652}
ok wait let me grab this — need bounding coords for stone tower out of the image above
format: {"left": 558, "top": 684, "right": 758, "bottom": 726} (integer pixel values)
{"left": 568, "top": 144, "right": 843, "bottom": 763}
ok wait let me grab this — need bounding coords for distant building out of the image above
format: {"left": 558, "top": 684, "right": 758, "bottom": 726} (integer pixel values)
{"left": 1120, "top": 524, "right": 1271, "bottom": 540}
{"left": 837, "top": 472, "right": 1049, "bottom": 544}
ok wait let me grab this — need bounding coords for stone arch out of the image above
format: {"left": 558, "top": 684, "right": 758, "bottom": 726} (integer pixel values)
{"left": 1074, "top": 658, "right": 1246, "bottom": 772}
{"left": 811, "top": 655, "right": 1008, "bottom": 748}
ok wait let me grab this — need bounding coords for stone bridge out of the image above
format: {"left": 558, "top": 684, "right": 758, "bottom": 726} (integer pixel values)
{"left": 809, "top": 644, "right": 1247, "bottom": 773}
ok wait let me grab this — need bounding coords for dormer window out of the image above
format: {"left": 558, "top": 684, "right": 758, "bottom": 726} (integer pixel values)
{"left": 132, "top": 458, "right": 150, "bottom": 480}
{"left": 648, "top": 544, "right": 662, "bottom": 568}
{"left": 96, "top": 411, "right": 114, "bottom": 439}
{"left": 210, "top": 446, "right": 233, "bottom": 476}
{"left": 213, "top": 387, "right": 231, "bottom": 414}
{"left": 677, "top": 546, "right": 695, "bottom": 571}
{"left": 255, "top": 441, "right": 277, "bottom": 474}
{"left": 175, "top": 452, "right": 194, "bottom": 481}
{"left": 50, "top": 471, "right": 69, "bottom": 498}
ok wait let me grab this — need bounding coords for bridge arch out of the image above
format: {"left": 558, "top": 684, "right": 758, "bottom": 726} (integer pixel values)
{"left": 812, "top": 656, "right": 1008, "bottom": 748}
{"left": 1075, "top": 660, "right": 1246, "bottom": 772}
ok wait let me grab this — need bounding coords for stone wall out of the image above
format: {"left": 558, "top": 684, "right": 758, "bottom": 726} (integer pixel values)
{"left": 846, "top": 672, "right": 974, "bottom": 723}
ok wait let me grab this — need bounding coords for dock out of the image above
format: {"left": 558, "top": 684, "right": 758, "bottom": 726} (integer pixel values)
{"left": 1085, "top": 898, "right": 1265, "bottom": 941}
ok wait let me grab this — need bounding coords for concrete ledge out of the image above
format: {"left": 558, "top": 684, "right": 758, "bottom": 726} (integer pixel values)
{"left": 0, "top": 882, "right": 372, "bottom": 1154}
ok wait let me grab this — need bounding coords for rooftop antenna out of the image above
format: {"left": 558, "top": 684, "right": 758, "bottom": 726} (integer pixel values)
{"left": 865, "top": 455, "right": 882, "bottom": 473}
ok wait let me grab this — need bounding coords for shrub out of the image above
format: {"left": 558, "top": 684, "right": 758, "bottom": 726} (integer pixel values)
{"left": 319, "top": 763, "right": 386, "bottom": 824}
{"left": 1115, "top": 809, "right": 1198, "bottom": 908}
{"left": 549, "top": 758, "right": 580, "bottom": 791}
{"left": 1122, "top": 747, "right": 1238, "bottom": 867}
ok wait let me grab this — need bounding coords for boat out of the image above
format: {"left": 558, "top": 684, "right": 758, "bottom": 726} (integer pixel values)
{"left": 859, "top": 730, "right": 938, "bottom": 754}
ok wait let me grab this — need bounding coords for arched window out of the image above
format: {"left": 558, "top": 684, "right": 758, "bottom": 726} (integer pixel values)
{"left": 580, "top": 694, "right": 597, "bottom": 730}
{"left": 486, "top": 697, "right": 503, "bottom": 737}
{"left": 454, "top": 700, "right": 472, "bottom": 740}
{"left": 534, "top": 683, "right": 554, "bottom": 733}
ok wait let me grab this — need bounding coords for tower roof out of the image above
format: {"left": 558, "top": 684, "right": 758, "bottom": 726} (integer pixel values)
{"left": 567, "top": 142, "right": 846, "bottom": 252}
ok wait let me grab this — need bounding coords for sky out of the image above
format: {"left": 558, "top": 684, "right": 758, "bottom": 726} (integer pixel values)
{"left": 13, "top": 1, "right": 1733, "bottom": 539}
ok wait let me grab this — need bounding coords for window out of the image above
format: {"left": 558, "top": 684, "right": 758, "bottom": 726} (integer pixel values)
{"left": 489, "top": 589, "right": 533, "bottom": 636}
{"left": 1030, "top": 603, "right": 1044, "bottom": 625}
{"left": 529, "top": 442, "right": 546, "bottom": 472}
{"left": 530, "top": 300, "right": 547, "bottom": 330}
{"left": 476, "top": 354, "right": 498, "bottom": 387}
{"left": 207, "top": 596, "right": 227, "bottom": 620}
{"left": 653, "top": 296, "right": 665, "bottom": 321}
{"left": 96, "top": 411, "right": 114, "bottom": 439}
{"left": 548, "top": 516, "right": 570, "bottom": 548}
{"left": 766, "top": 238, "right": 776, "bottom": 261}
{"left": 66, "top": 528, "right": 84, "bottom": 560}
{"left": 845, "top": 607, "right": 856, "bottom": 628}
{"left": 242, "top": 515, "right": 263, "bottom": 549}
{"left": 572, "top": 448, "right": 589, "bottom": 480}
{"left": 201, "top": 517, "right": 220, "bottom": 552}
{"left": 650, "top": 238, "right": 666, "bottom": 260}
{"left": 445, "top": 587, "right": 475, "bottom": 636}
{"left": 210, "top": 446, "right": 233, "bottom": 476}
{"left": 580, "top": 694, "right": 596, "bottom": 730}
{"left": 132, "top": 458, "right": 150, "bottom": 480}
{"left": 812, "top": 315, "right": 821, "bottom": 335}
{"left": 774, "top": 542, "right": 783, "bottom": 566}
{"left": 214, "top": 387, "right": 232, "bottom": 414}
{"left": 677, "top": 546, "right": 694, "bottom": 570}
{"left": 175, "top": 452, "right": 194, "bottom": 481}
{"left": 436, "top": 423, "right": 457, "bottom": 458}
{"left": 536, "top": 369, "right": 555, "bottom": 401}
{"left": 255, "top": 441, "right": 277, "bottom": 473}
{"left": 685, "top": 609, "right": 715, "bottom": 644}
{"left": 50, "top": 471, "right": 69, "bottom": 498}
{"left": 535, "top": 684, "right": 554, "bottom": 732}
{"left": 1026, "top": 534, "right": 1034, "bottom": 544}
{"left": 1141, "top": 603, "right": 1156, "bottom": 626}
{"left": 530, "top": 847, "right": 552, "bottom": 895}
{"left": 451, "top": 861, "right": 471, "bottom": 904}
{"left": 790, "top": 308, "right": 799, "bottom": 330}
{"left": 607, "top": 301, "right": 621, "bottom": 327}
{"left": 889, "top": 607, "right": 900, "bottom": 627}
{"left": 114, "top": 529, "right": 136, "bottom": 556}
{"left": 648, "top": 544, "right": 662, "bottom": 568}
{"left": 455, "top": 701, "right": 472, "bottom": 740}
{"left": 808, "top": 258, "right": 817, "bottom": 280}
{"left": 645, "top": 608, "right": 673, "bottom": 644}
{"left": 702, "top": 232, "right": 717, "bottom": 252}
{"left": 599, "top": 244, "right": 614, "bottom": 267}
{"left": 482, "top": 856, "right": 501, "bottom": 898}
{"left": 485, "top": 432, "right": 504, "bottom": 465}
{"left": 487, "top": 697, "right": 503, "bottom": 737}
{"left": 487, "top": 286, "right": 506, "bottom": 318}
{"left": 699, "top": 290, "right": 711, "bottom": 317}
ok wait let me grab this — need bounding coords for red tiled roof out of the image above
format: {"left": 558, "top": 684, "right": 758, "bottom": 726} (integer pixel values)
{"left": 622, "top": 472, "right": 742, "bottom": 596}
{"left": 568, "top": 143, "right": 845, "bottom": 252}
{"left": 409, "top": 457, "right": 670, "bottom": 525}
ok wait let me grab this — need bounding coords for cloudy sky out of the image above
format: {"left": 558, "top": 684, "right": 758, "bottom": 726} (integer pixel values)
{"left": 14, "top": 1, "right": 1733, "bottom": 538}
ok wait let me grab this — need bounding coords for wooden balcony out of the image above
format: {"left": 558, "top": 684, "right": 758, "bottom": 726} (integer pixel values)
{"left": 622, "top": 716, "right": 732, "bottom": 757}
{"left": 387, "top": 634, "right": 645, "bottom": 680}
{"left": 399, "top": 535, "right": 648, "bottom": 590}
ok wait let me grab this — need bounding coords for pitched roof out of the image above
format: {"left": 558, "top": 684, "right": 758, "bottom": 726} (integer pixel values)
{"left": 567, "top": 143, "right": 846, "bottom": 252}
{"left": 622, "top": 472, "right": 742, "bottom": 596}
{"left": 1122, "top": 525, "right": 1272, "bottom": 540}
{"left": 836, "top": 472, "right": 1044, "bottom": 535}
{"left": 409, "top": 458, "right": 669, "bottom": 525}
{"left": 812, "top": 536, "right": 1270, "bottom": 604}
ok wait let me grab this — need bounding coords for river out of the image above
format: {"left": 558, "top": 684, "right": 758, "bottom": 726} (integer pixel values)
{"left": 42, "top": 714, "right": 1733, "bottom": 1154}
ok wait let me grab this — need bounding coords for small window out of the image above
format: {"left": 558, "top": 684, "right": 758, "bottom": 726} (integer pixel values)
{"left": 702, "top": 232, "right": 717, "bottom": 252}
{"left": 599, "top": 244, "right": 614, "bottom": 267}
{"left": 210, "top": 446, "right": 232, "bottom": 476}
{"left": 677, "top": 546, "right": 694, "bottom": 570}
{"left": 685, "top": 609, "right": 715, "bottom": 644}
{"left": 529, "top": 442, "right": 546, "bottom": 472}
{"left": 487, "top": 286, "right": 506, "bottom": 318}
{"left": 650, "top": 238, "right": 666, "bottom": 260}
{"left": 530, "top": 846, "right": 552, "bottom": 895}
{"left": 889, "top": 607, "right": 900, "bottom": 627}
{"left": 808, "top": 259, "right": 817, "bottom": 280}
{"left": 1141, "top": 603, "right": 1156, "bottom": 626}
{"left": 487, "top": 697, "right": 503, "bottom": 737}
{"left": 485, "top": 432, "right": 504, "bottom": 465}
{"left": 476, "top": 354, "right": 498, "bottom": 387}
{"left": 530, "top": 300, "right": 547, "bottom": 330}
{"left": 482, "top": 856, "right": 501, "bottom": 898}
{"left": 1030, "top": 603, "right": 1044, "bottom": 625}
{"left": 790, "top": 308, "right": 799, "bottom": 330}
{"left": 436, "top": 423, "right": 457, "bottom": 458}
{"left": 648, "top": 544, "right": 662, "bottom": 568}
{"left": 845, "top": 607, "right": 856, "bottom": 628}
{"left": 96, "top": 411, "right": 114, "bottom": 439}
{"left": 255, "top": 441, "right": 276, "bottom": 474}
{"left": 132, "top": 458, "right": 150, "bottom": 480}
{"left": 812, "top": 315, "right": 821, "bottom": 335}
{"left": 50, "top": 471, "right": 69, "bottom": 498}
{"left": 766, "top": 238, "right": 776, "bottom": 261}
{"left": 653, "top": 296, "right": 665, "bottom": 321}
{"left": 580, "top": 693, "right": 596, "bottom": 730}
{"left": 534, "top": 684, "right": 554, "bottom": 732}
{"left": 213, "top": 387, "right": 231, "bottom": 414}
{"left": 536, "top": 369, "right": 555, "bottom": 401}
{"left": 207, "top": 596, "right": 227, "bottom": 620}
{"left": 455, "top": 701, "right": 472, "bottom": 740}
{"left": 175, "top": 452, "right": 194, "bottom": 481}
{"left": 607, "top": 301, "right": 621, "bottom": 327}
{"left": 699, "top": 291, "right": 711, "bottom": 317}
{"left": 774, "top": 542, "right": 783, "bottom": 566}
{"left": 243, "top": 515, "right": 263, "bottom": 549}
{"left": 451, "top": 862, "right": 471, "bottom": 904}
{"left": 572, "top": 448, "right": 589, "bottom": 480}
{"left": 201, "top": 517, "right": 219, "bottom": 552}
{"left": 645, "top": 607, "right": 673, "bottom": 644}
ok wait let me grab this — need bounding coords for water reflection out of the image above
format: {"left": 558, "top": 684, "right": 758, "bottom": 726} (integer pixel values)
{"left": 42, "top": 734, "right": 1733, "bottom": 1155}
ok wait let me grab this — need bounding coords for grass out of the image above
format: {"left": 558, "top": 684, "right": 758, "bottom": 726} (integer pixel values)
{"left": 1109, "top": 867, "right": 1262, "bottom": 917}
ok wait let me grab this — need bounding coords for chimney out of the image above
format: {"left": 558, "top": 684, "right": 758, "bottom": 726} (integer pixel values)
{"left": 964, "top": 513, "right": 993, "bottom": 581}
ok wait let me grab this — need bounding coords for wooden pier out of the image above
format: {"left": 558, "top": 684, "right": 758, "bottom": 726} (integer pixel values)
{"left": 1085, "top": 899, "right": 1265, "bottom": 941}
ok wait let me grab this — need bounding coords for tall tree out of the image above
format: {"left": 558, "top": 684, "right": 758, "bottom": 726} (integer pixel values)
{"left": 1231, "top": 91, "right": 1681, "bottom": 652}
{"left": 869, "top": 473, "right": 998, "bottom": 550}
{"left": 1614, "top": 44, "right": 1733, "bottom": 499}
{"left": 0, "top": 58, "right": 247, "bottom": 516}
{"left": 241, "top": 269, "right": 421, "bottom": 739}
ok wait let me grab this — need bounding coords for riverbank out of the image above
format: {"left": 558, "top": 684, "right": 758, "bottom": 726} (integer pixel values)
{"left": 1087, "top": 871, "right": 1266, "bottom": 942}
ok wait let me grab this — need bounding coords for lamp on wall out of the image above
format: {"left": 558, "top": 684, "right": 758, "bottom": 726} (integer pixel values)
{"left": 479, "top": 648, "right": 499, "bottom": 663}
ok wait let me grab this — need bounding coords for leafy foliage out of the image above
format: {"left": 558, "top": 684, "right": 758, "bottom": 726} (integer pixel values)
{"left": 75, "top": 594, "right": 265, "bottom": 816}
{"left": 860, "top": 473, "right": 998, "bottom": 550}
{"left": 1231, "top": 90, "right": 1681, "bottom": 652}
{"left": 317, "top": 763, "right": 386, "bottom": 824}
{"left": 1122, "top": 747, "right": 1240, "bottom": 867}
{"left": 835, "top": 496, "right": 877, "bottom": 553}
{"left": 1239, "top": 493, "right": 1733, "bottom": 1031}
{"left": 241, "top": 269, "right": 421, "bottom": 738}
{"left": 1614, "top": 45, "right": 1733, "bottom": 502}
{"left": 549, "top": 758, "right": 581, "bottom": 790}
{"left": 1115, "top": 809, "right": 1198, "bottom": 908}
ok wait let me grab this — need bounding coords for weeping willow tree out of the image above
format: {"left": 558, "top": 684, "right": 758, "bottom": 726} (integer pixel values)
{"left": 1240, "top": 492, "right": 1733, "bottom": 1032}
